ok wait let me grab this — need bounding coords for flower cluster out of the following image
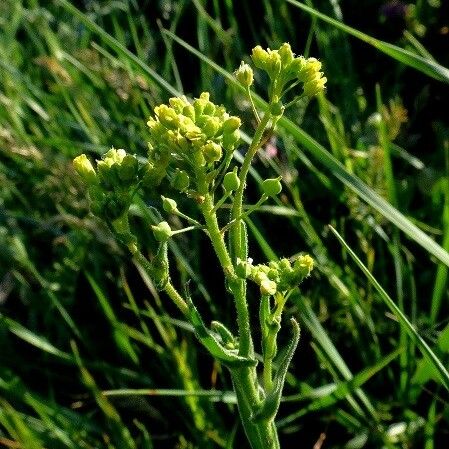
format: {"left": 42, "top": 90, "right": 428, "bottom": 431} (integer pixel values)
{"left": 236, "top": 255, "right": 314, "bottom": 296}
{"left": 73, "top": 149, "right": 141, "bottom": 221}
{"left": 145, "top": 93, "right": 242, "bottom": 191}
{"left": 251, "top": 43, "right": 327, "bottom": 97}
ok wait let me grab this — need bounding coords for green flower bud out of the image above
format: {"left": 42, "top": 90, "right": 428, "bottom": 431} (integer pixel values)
{"left": 118, "top": 154, "right": 138, "bottom": 183}
{"left": 104, "top": 194, "right": 128, "bottom": 220}
{"left": 154, "top": 104, "right": 179, "bottom": 130}
{"left": 162, "top": 196, "right": 178, "bottom": 213}
{"left": 267, "top": 51, "right": 282, "bottom": 78}
{"left": 303, "top": 74, "right": 327, "bottom": 97}
{"left": 223, "top": 170, "right": 240, "bottom": 192}
{"left": 262, "top": 177, "right": 282, "bottom": 197}
{"left": 222, "top": 116, "right": 241, "bottom": 134}
{"left": 193, "top": 97, "right": 207, "bottom": 117}
{"left": 269, "top": 101, "right": 284, "bottom": 116}
{"left": 236, "top": 258, "right": 252, "bottom": 279}
{"left": 251, "top": 45, "right": 269, "bottom": 69}
{"left": 141, "top": 162, "right": 166, "bottom": 187}
{"left": 73, "top": 154, "right": 98, "bottom": 185}
{"left": 235, "top": 61, "right": 254, "bottom": 87}
{"left": 222, "top": 129, "right": 240, "bottom": 151}
{"left": 169, "top": 96, "right": 189, "bottom": 113}
{"left": 192, "top": 148, "right": 206, "bottom": 167}
{"left": 260, "top": 278, "right": 277, "bottom": 296}
{"left": 287, "top": 56, "right": 306, "bottom": 78}
{"left": 202, "top": 141, "right": 222, "bottom": 163}
{"left": 96, "top": 160, "right": 114, "bottom": 188}
{"left": 293, "top": 254, "right": 314, "bottom": 279}
{"left": 203, "top": 101, "right": 216, "bottom": 116}
{"left": 278, "top": 43, "right": 294, "bottom": 67}
{"left": 202, "top": 116, "right": 220, "bottom": 138}
{"left": 182, "top": 104, "right": 195, "bottom": 121}
{"left": 151, "top": 221, "right": 172, "bottom": 242}
{"left": 171, "top": 169, "right": 190, "bottom": 191}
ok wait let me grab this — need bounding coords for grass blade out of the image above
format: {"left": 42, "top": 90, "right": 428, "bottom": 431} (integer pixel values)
{"left": 329, "top": 225, "right": 449, "bottom": 391}
{"left": 286, "top": 0, "right": 449, "bottom": 84}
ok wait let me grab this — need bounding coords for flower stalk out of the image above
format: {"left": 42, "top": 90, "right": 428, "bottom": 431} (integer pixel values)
{"left": 73, "top": 43, "right": 324, "bottom": 449}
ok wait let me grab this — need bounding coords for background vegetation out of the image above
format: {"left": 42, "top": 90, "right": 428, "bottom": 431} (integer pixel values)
{"left": 1, "top": 0, "right": 449, "bottom": 447}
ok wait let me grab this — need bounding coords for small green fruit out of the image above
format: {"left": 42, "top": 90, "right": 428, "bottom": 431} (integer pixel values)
{"left": 269, "top": 101, "right": 284, "bottom": 116}
{"left": 223, "top": 170, "right": 240, "bottom": 192}
{"left": 262, "top": 178, "right": 282, "bottom": 197}
{"left": 151, "top": 221, "right": 172, "bottom": 242}
{"left": 162, "top": 196, "right": 178, "bottom": 213}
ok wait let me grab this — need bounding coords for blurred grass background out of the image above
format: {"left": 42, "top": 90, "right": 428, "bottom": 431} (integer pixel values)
{"left": 1, "top": 0, "right": 449, "bottom": 447}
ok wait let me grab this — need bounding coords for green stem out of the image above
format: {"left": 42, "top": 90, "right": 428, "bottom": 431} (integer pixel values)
{"left": 200, "top": 193, "right": 234, "bottom": 276}
{"left": 132, "top": 248, "right": 188, "bottom": 316}
{"left": 228, "top": 111, "right": 271, "bottom": 358}
{"left": 230, "top": 367, "right": 280, "bottom": 449}
{"left": 231, "top": 110, "right": 272, "bottom": 261}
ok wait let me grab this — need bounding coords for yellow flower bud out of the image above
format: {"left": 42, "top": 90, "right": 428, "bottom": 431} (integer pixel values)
{"left": 266, "top": 51, "right": 282, "bottom": 78}
{"left": 235, "top": 61, "right": 254, "bottom": 87}
{"left": 260, "top": 278, "right": 277, "bottom": 296}
{"left": 278, "top": 43, "right": 294, "bottom": 67}
{"left": 251, "top": 45, "right": 269, "bottom": 69}
{"left": 155, "top": 104, "right": 179, "bottom": 130}
{"left": 303, "top": 74, "right": 327, "bottom": 97}
{"left": 223, "top": 116, "right": 241, "bottom": 134}
{"left": 73, "top": 154, "right": 98, "bottom": 185}
{"left": 202, "top": 141, "right": 222, "bottom": 163}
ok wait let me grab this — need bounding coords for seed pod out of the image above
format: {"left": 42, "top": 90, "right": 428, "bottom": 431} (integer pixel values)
{"left": 262, "top": 178, "right": 282, "bottom": 197}
{"left": 223, "top": 170, "right": 240, "bottom": 192}
{"left": 151, "top": 221, "right": 172, "bottom": 242}
{"left": 269, "top": 101, "right": 284, "bottom": 116}
{"left": 162, "top": 196, "right": 178, "bottom": 213}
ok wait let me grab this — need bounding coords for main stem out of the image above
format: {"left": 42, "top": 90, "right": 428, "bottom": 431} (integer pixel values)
{"left": 198, "top": 174, "right": 279, "bottom": 448}
{"left": 230, "top": 110, "right": 272, "bottom": 263}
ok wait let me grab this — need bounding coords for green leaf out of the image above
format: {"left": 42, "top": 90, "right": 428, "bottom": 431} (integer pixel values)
{"left": 186, "top": 295, "right": 257, "bottom": 368}
{"left": 252, "top": 318, "right": 300, "bottom": 422}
